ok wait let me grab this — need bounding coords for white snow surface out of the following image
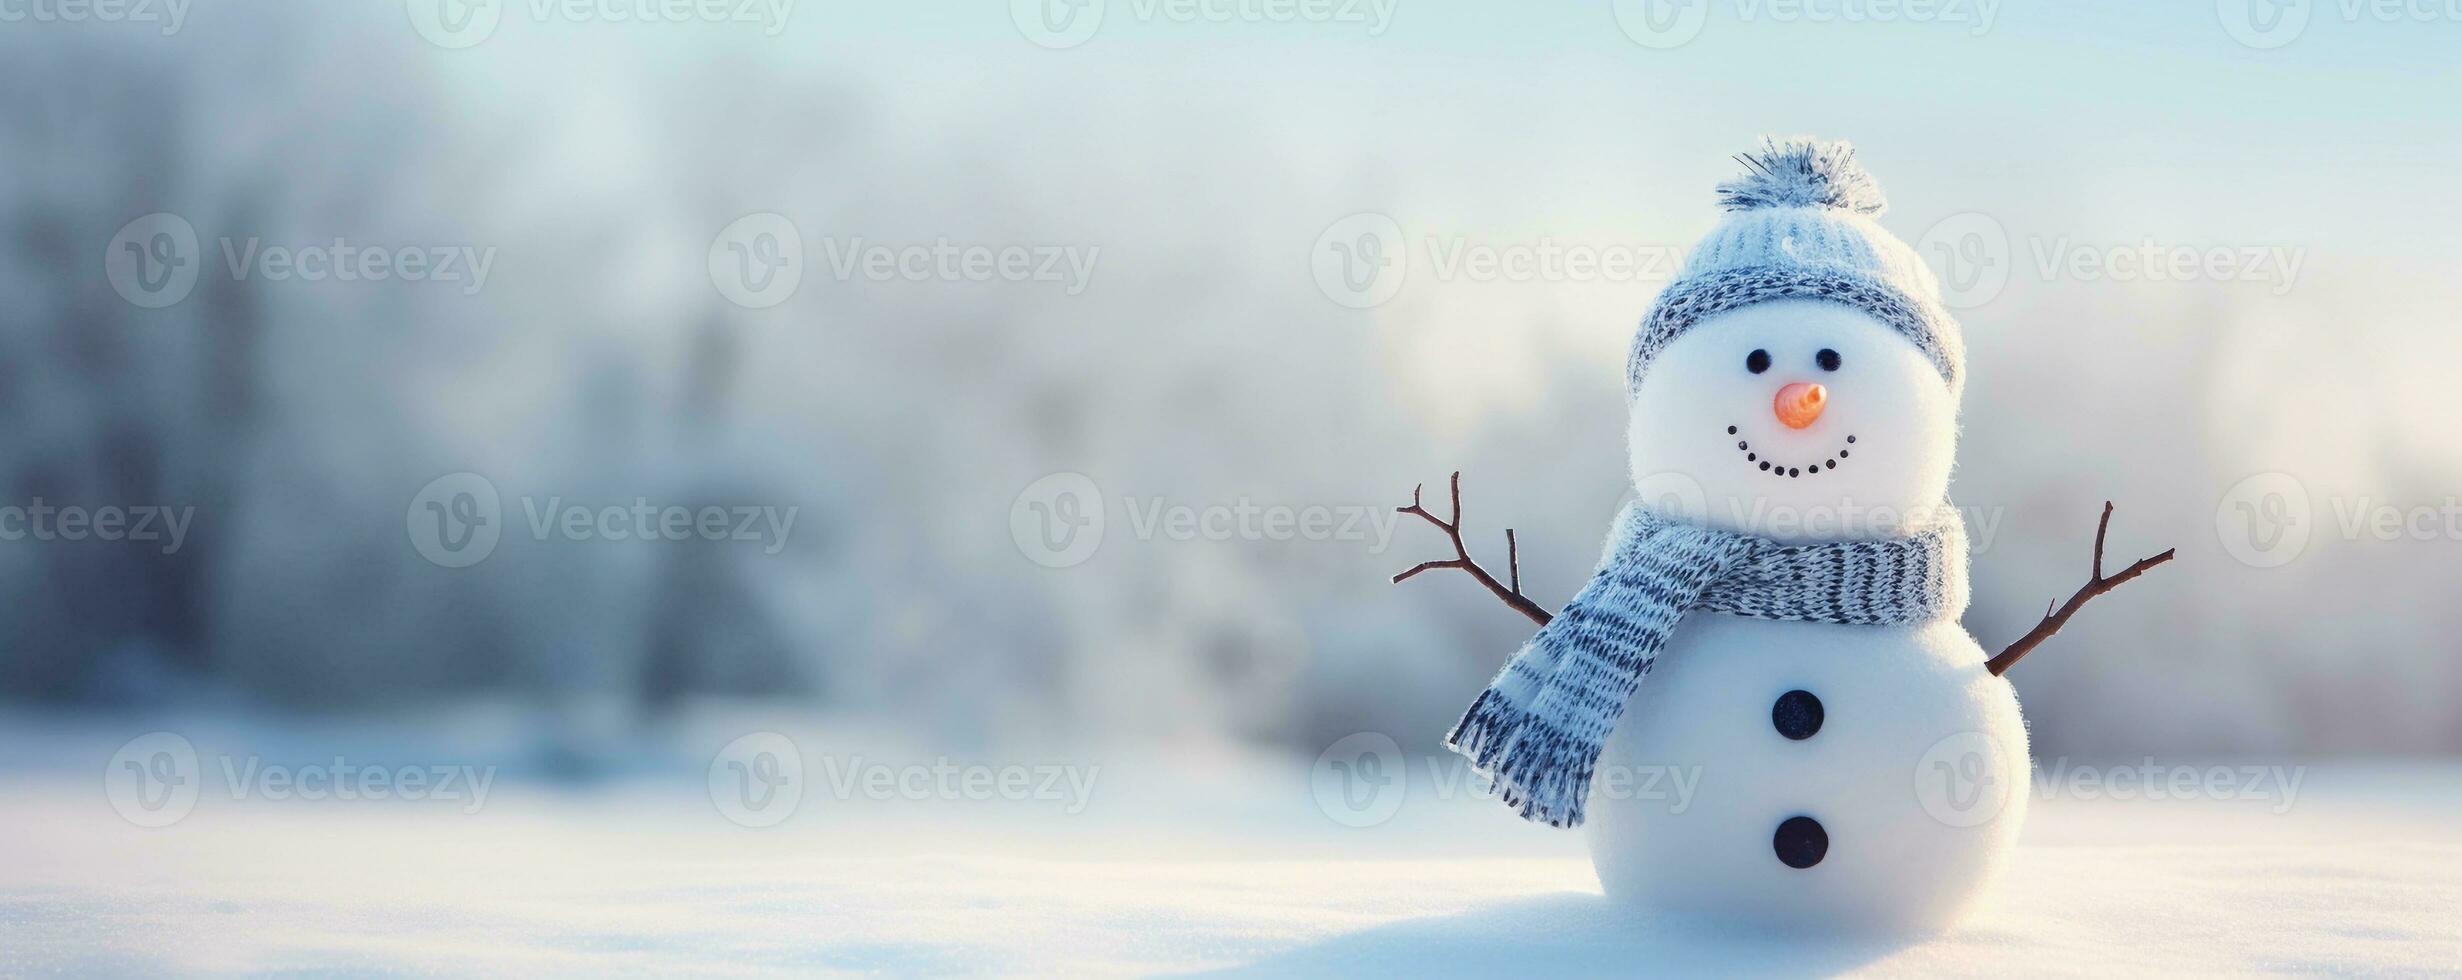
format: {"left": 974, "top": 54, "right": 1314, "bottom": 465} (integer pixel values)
{"left": 2, "top": 714, "right": 2457, "bottom": 977}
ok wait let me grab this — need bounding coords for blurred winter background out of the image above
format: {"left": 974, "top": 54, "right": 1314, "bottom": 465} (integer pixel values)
{"left": 4, "top": 0, "right": 2452, "bottom": 761}
{"left": 3, "top": 1, "right": 2461, "bottom": 971}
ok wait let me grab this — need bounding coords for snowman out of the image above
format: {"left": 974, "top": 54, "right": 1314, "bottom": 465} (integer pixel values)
{"left": 1393, "top": 138, "right": 2171, "bottom": 933}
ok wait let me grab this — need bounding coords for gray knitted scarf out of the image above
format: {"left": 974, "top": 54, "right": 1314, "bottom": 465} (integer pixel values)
{"left": 1446, "top": 501, "right": 1969, "bottom": 827}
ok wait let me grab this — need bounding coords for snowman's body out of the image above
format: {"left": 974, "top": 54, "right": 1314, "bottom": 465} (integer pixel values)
{"left": 1596, "top": 292, "right": 2028, "bottom": 932}
{"left": 1442, "top": 142, "right": 2044, "bottom": 933}
{"left": 1585, "top": 614, "right": 2030, "bottom": 932}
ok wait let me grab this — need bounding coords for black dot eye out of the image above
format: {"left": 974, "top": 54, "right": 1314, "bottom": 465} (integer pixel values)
{"left": 1745, "top": 349, "right": 1771, "bottom": 374}
{"left": 1816, "top": 349, "right": 1841, "bottom": 372}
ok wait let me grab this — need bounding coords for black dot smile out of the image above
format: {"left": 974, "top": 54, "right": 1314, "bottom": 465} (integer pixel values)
{"left": 1730, "top": 425, "right": 1854, "bottom": 478}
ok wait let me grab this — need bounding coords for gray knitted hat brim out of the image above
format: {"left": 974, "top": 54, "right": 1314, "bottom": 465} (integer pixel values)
{"left": 1627, "top": 265, "right": 1965, "bottom": 397}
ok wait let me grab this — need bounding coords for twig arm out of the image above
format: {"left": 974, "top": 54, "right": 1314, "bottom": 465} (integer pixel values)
{"left": 1391, "top": 472, "right": 1554, "bottom": 628}
{"left": 1985, "top": 502, "right": 2175, "bottom": 677}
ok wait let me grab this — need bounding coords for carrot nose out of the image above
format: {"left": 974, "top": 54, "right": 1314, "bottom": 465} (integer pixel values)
{"left": 1774, "top": 382, "right": 1827, "bottom": 429}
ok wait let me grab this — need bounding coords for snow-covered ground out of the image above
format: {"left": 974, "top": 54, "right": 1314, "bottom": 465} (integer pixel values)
{"left": 2, "top": 712, "right": 2457, "bottom": 976}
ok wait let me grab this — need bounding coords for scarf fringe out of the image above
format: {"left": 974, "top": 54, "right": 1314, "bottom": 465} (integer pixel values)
{"left": 1441, "top": 502, "right": 1969, "bottom": 828}
{"left": 1446, "top": 689, "right": 1598, "bottom": 828}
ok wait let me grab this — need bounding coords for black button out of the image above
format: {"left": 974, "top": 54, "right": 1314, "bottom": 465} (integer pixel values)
{"left": 1772, "top": 690, "right": 1823, "bottom": 740}
{"left": 1774, "top": 816, "right": 1828, "bottom": 869}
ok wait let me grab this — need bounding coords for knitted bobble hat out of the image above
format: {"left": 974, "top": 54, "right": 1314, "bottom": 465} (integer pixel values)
{"left": 1628, "top": 138, "right": 1964, "bottom": 398}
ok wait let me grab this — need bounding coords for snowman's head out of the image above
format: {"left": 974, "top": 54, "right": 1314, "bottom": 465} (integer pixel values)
{"left": 1626, "top": 298, "right": 1957, "bottom": 541}
{"left": 1623, "top": 138, "right": 1965, "bottom": 540}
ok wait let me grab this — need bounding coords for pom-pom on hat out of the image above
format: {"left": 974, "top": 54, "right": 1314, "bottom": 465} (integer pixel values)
{"left": 1628, "top": 138, "right": 1964, "bottom": 397}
